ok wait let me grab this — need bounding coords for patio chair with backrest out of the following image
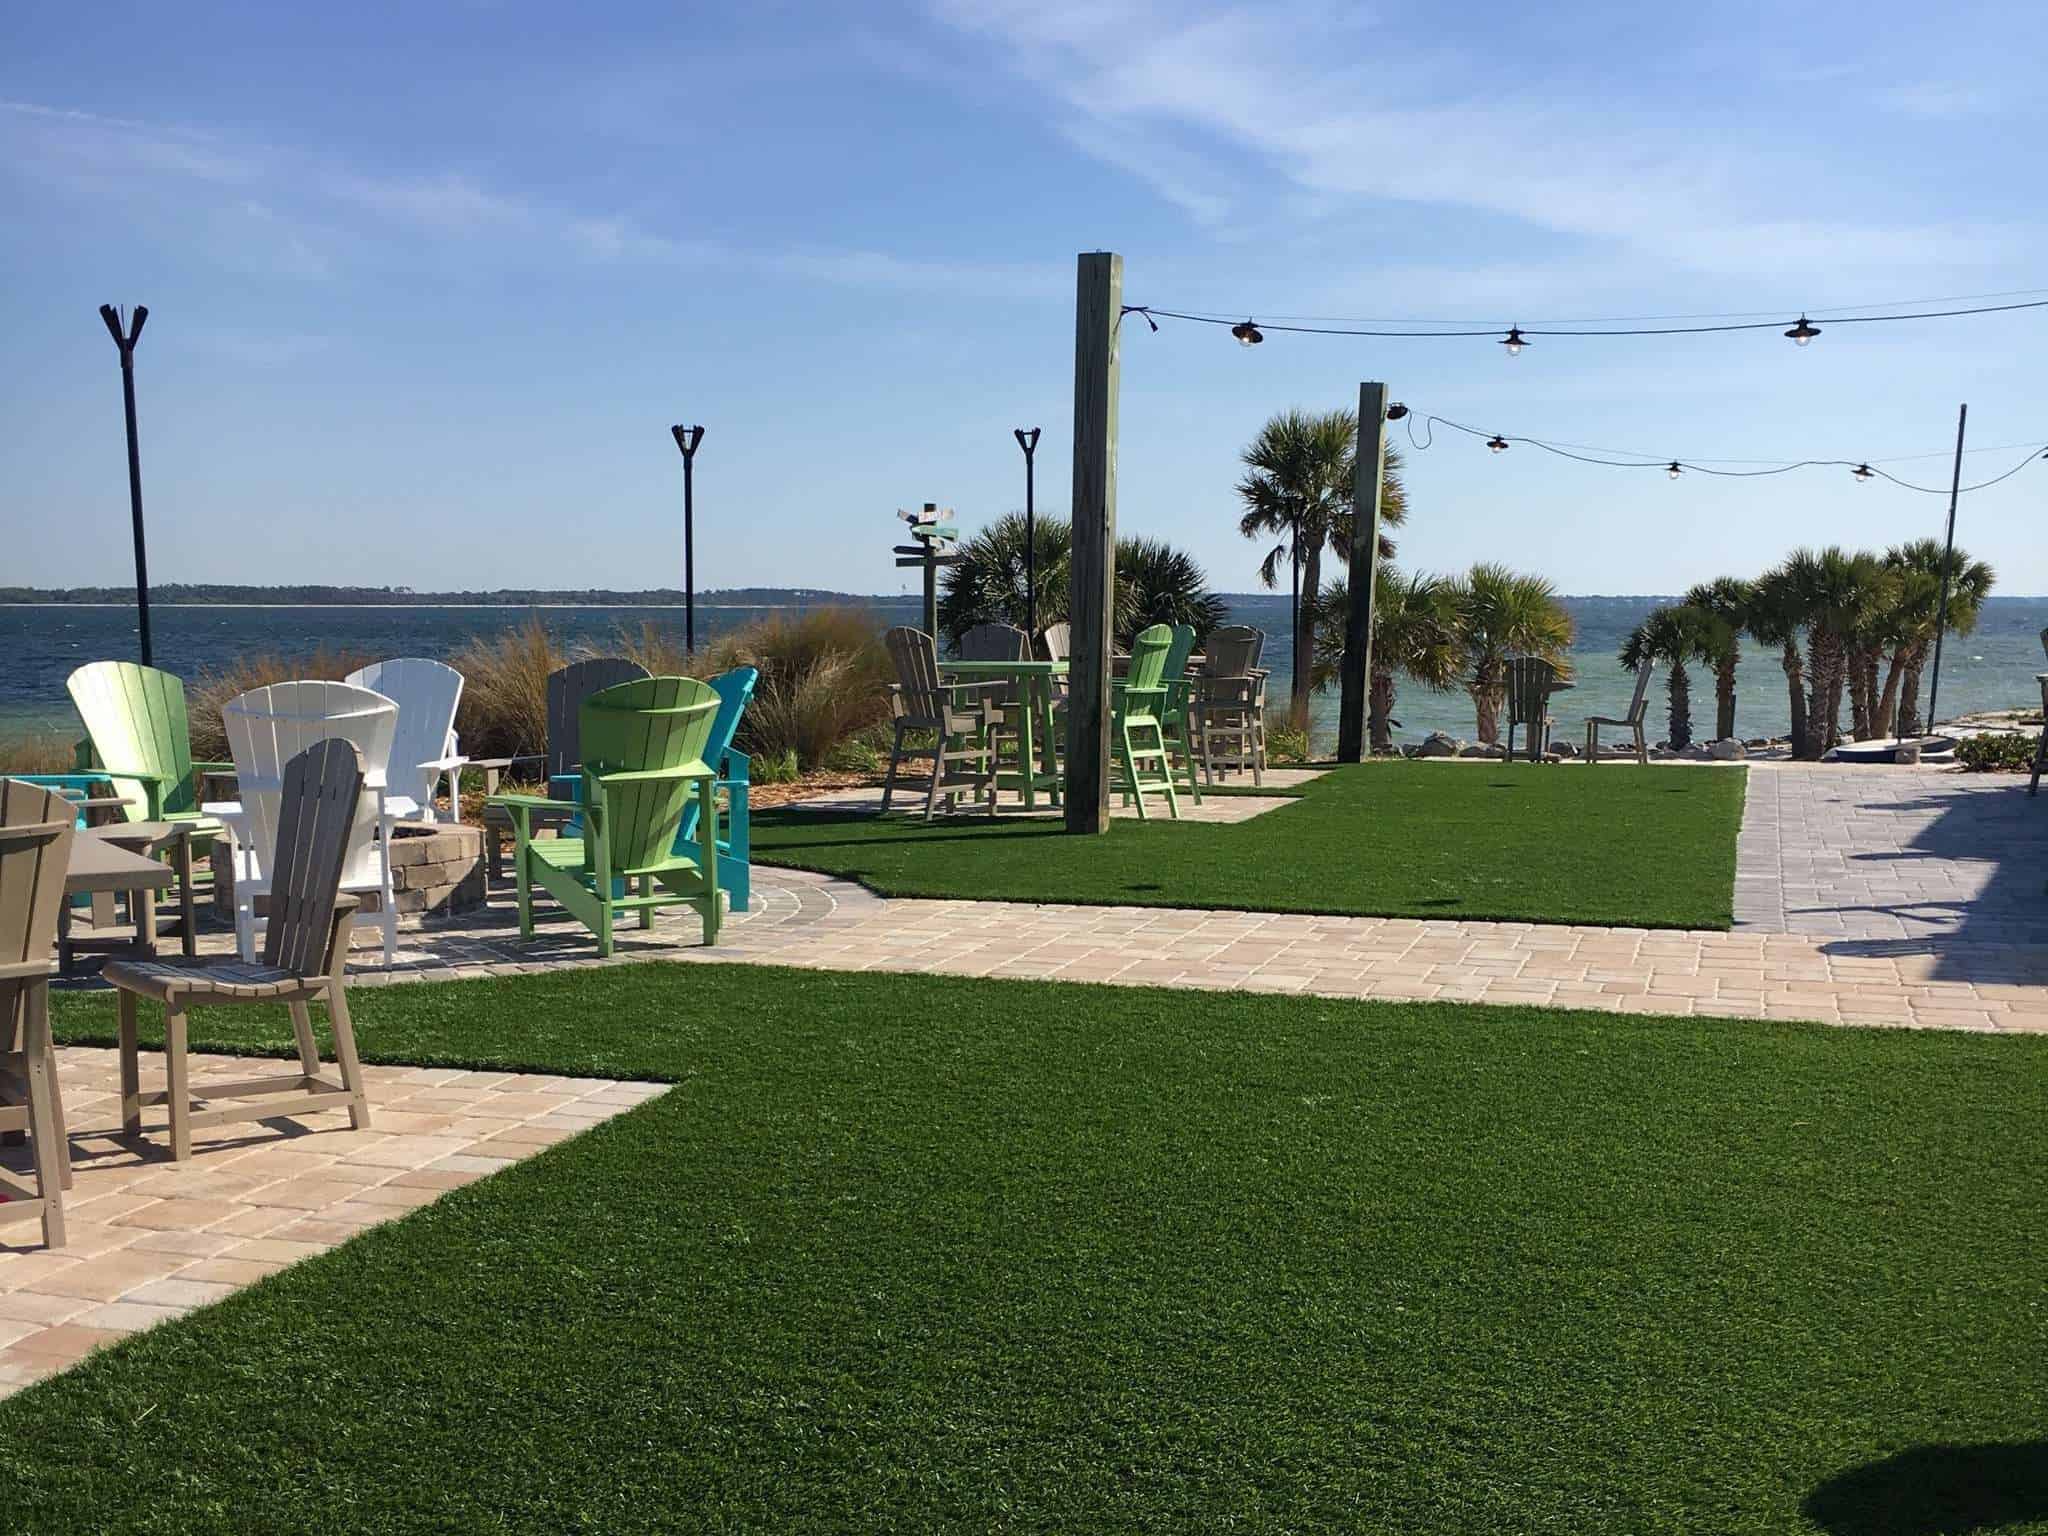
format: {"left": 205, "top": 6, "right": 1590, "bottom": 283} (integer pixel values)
{"left": 1196, "top": 625, "right": 1267, "bottom": 786}
{"left": 67, "top": 662, "right": 234, "bottom": 827}
{"left": 345, "top": 657, "right": 469, "bottom": 824}
{"left": 1113, "top": 624, "right": 1181, "bottom": 821}
{"left": 480, "top": 657, "right": 651, "bottom": 881}
{"left": 104, "top": 738, "right": 372, "bottom": 1163}
{"left": 0, "top": 779, "right": 77, "bottom": 1248}
{"left": 960, "top": 623, "right": 1032, "bottom": 780}
{"left": 490, "top": 676, "right": 726, "bottom": 957}
{"left": 1040, "top": 622, "right": 1070, "bottom": 663}
{"left": 1504, "top": 656, "right": 1562, "bottom": 762}
{"left": 880, "top": 628, "right": 1000, "bottom": 821}
{"left": 2031, "top": 674, "right": 2048, "bottom": 798}
{"left": 210, "top": 680, "right": 403, "bottom": 966}
{"left": 1119, "top": 623, "right": 1202, "bottom": 806}
{"left": 1586, "top": 661, "right": 1654, "bottom": 765}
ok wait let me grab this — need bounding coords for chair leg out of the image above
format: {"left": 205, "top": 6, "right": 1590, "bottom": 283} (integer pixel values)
{"left": 164, "top": 1004, "right": 191, "bottom": 1161}
{"left": 118, "top": 988, "right": 142, "bottom": 1137}
{"left": 924, "top": 734, "right": 944, "bottom": 823}
{"left": 1155, "top": 725, "right": 1181, "bottom": 821}
{"left": 325, "top": 985, "right": 371, "bottom": 1131}
{"left": 515, "top": 843, "right": 535, "bottom": 939}
{"left": 881, "top": 721, "right": 905, "bottom": 813}
{"left": 27, "top": 984, "right": 70, "bottom": 1188}
{"left": 2031, "top": 726, "right": 2046, "bottom": 796}
{"left": 22, "top": 992, "right": 66, "bottom": 1249}
{"left": 288, "top": 1000, "right": 322, "bottom": 1079}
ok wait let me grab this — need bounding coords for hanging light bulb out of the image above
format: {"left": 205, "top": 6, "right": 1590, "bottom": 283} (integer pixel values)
{"left": 1384, "top": 402, "right": 1410, "bottom": 421}
{"left": 1500, "top": 326, "right": 1528, "bottom": 356}
{"left": 1666, "top": 461, "right": 1682, "bottom": 480}
{"left": 1486, "top": 434, "right": 1509, "bottom": 453}
{"left": 1230, "top": 319, "right": 1264, "bottom": 346}
{"left": 1851, "top": 463, "right": 1874, "bottom": 481}
{"left": 1784, "top": 315, "right": 1821, "bottom": 346}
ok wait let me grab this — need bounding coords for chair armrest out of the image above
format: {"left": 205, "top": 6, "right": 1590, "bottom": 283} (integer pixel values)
{"left": 720, "top": 748, "right": 750, "bottom": 788}
{"left": 467, "top": 754, "right": 544, "bottom": 771}
{"left": 383, "top": 793, "right": 421, "bottom": 820}
{"left": 486, "top": 792, "right": 564, "bottom": 812}
{"left": 420, "top": 754, "right": 470, "bottom": 772}
{"left": 591, "top": 766, "right": 716, "bottom": 788}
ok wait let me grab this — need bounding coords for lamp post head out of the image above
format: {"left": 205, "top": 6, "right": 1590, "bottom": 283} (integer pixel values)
{"left": 1014, "top": 427, "right": 1041, "bottom": 455}
{"left": 670, "top": 423, "right": 705, "bottom": 458}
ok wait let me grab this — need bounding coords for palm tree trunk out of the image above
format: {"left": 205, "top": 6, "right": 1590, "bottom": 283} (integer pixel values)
{"left": 1899, "top": 647, "right": 1928, "bottom": 736}
{"left": 1369, "top": 667, "right": 1395, "bottom": 754}
{"left": 1805, "top": 634, "right": 1842, "bottom": 759}
{"left": 1470, "top": 661, "right": 1502, "bottom": 743}
{"left": 1291, "top": 543, "right": 1319, "bottom": 729}
{"left": 1781, "top": 640, "right": 1808, "bottom": 758}
{"left": 1875, "top": 649, "right": 1907, "bottom": 739}
{"left": 1715, "top": 655, "right": 1737, "bottom": 741}
{"left": 1668, "top": 660, "right": 1693, "bottom": 750}
{"left": 1847, "top": 649, "right": 1872, "bottom": 741}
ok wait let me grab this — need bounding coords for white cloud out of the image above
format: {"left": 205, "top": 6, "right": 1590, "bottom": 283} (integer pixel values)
{"left": 1876, "top": 80, "right": 2002, "bottom": 119}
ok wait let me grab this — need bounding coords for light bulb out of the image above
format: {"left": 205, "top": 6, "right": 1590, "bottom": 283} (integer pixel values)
{"left": 1851, "top": 463, "right": 1874, "bottom": 481}
{"left": 1230, "top": 320, "right": 1264, "bottom": 346}
{"left": 1500, "top": 326, "right": 1527, "bottom": 356}
{"left": 1666, "top": 462, "right": 1682, "bottom": 480}
{"left": 1784, "top": 315, "right": 1821, "bottom": 346}
{"left": 1486, "top": 435, "right": 1509, "bottom": 453}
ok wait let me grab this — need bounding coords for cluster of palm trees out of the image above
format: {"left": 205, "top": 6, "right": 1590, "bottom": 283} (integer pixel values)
{"left": 1622, "top": 542, "right": 1995, "bottom": 758}
{"left": 1238, "top": 407, "right": 1573, "bottom": 749}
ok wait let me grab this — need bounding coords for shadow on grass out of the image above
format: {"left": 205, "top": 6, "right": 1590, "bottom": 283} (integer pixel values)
{"left": 1803, "top": 1442, "right": 2048, "bottom": 1535}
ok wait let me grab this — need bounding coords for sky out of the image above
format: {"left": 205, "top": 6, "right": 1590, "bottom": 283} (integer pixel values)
{"left": 3, "top": 0, "right": 2045, "bottom": 598}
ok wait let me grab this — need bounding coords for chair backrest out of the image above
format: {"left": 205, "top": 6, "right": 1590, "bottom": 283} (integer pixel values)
{"left": 67, "top": 661, "right": 198, "bottom": 820}
{"left": 580, "top": 676, "right": 720, "bottom": 875}
{"left": 1504, "top": 657, "right": 1560, "bottom": 727}
{"left": 1622, "top": 660, "right": 1655, "bottom": 725}
{"left": 260, "top": 740, "right": 366, "bottom": 976}
{"left": 345, "top": 658, "right": 463, "bottom": 811}
{"left": 1202, "top": 626, "right": 1264, "bottom": 678}
{"left": 547, "top": 658, "right": 651, "bottom": 795}
{"left": 1040, "top": 623, "right": 1070, "bottom": 663}
{"left": 223, "top": 681, "right": 396, "bottom": 890}
{"left": 1125, "top": 624, "right": 1174, "bottom": 693}
{"left": 885, "top": 628, "right": 947, "bottom": 723}
{"left": 959, "top": 623, "right": 1030, "bottom": 662}
{"left": 1162, "top": 624, "right": 1198, "bottom": 679}
{"left": 676, "top": 667, "right": 758, "bottom": 847}
{"left": 0, "top": 779, "right": 76, "bottom": 1042}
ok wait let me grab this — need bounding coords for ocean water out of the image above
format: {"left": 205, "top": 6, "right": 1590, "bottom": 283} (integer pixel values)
{"left": 4, "top": 596, "right": 2044, "bottom": 750}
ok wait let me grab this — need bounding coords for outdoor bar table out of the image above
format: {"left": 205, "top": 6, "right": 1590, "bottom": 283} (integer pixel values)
{"left": 937, "top": 658, "right": 1068, "bottom": 810}
{"left": 58, "top": 826, "right": 183, "bottom": 975}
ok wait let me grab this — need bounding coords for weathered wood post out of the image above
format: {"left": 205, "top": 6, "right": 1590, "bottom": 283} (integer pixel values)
{"left": 1066, "top": 251, "right": 1121, "bottom": 834}
{"left": 891, "top": 504, "right": 960, "bottom": 640}
{"left": 1336, "top": 381, "right": 1389, "bottom": 762}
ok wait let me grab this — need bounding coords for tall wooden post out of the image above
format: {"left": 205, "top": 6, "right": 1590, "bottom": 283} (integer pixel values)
{"left": 1336, "top": 381, "right": 1389, "bottom": 762}
{"left": 1066, "top": 251, "right": 1121, "bottom": 834}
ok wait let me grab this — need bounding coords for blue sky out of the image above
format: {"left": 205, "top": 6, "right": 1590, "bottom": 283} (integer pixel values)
{"left": 4, "top": 0, "right": 2044, "bottom": 596}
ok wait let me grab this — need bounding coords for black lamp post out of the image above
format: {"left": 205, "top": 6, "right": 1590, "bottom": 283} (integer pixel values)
{"left": 1014, "top": 427, "right": 1041, "bottom": 636}
{"left": 670, "top": 424, "right": 705, "bottom": 653}
{"left": 99, "top": 304, "right": 153, "bottom": 666}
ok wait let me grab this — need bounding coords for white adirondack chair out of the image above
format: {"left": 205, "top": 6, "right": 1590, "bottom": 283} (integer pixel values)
{"left": 204, "top": 681, "right": 403, "bottom": 966}
{"left": 345, "top": 658, "right": 467, "bottom": 823}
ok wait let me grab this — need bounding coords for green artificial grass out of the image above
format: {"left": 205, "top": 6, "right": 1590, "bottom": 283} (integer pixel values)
{"left": 753, "top": 762, "right": 1747, "bottom": 929}
{"left": 14, "top": 963, "right": 2048, "bottom": 1533}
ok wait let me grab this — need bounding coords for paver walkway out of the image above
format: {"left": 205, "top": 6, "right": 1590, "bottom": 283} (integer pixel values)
{"left": 0, "top": 1051, "right": 659, "bottom": 1397}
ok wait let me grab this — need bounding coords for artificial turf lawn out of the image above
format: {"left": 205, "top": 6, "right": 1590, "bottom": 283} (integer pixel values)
{"left": 18, "top": 963, "right": 2048, "bottom": 1533}
{"left": 751, "top": 761, "right": 1747, "bottom": 930}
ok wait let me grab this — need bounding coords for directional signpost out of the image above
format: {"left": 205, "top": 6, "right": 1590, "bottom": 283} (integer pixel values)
{"left": 893, "top": 503, "right": 961, "bottom": 639}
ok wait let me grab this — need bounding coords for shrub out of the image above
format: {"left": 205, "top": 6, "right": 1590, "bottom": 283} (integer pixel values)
{"left": 693, "top": 607, "right": 892, "bottom": 770}
{"left": 450, "top": 615, "right": 564, "bottom": 762}
{"left": 1954, "top": 732, "right": 2039, "bottom": 773}
{"left": 1267, "top": 724, "right": 1312, "bottom": 765}
{"left": 187, "top": 647, "right": 377, "bottom": 762}
{"left": 751, "top": 748, "right": 801, "bottom": 785}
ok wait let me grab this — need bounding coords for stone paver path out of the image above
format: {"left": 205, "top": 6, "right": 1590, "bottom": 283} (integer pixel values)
{"left": 0, "top": 1051, "right": 660, "bottom": 1397}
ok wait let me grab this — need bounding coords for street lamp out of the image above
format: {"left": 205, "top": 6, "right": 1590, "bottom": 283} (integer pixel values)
{"left": 99, "top": 304, "right": 153, "bottom": 665}
{"left": 1014, "top": 427, "right": 1041, "bottom": 636}
{"left": 670, "top": 424, "right": 705, "bottom": 653}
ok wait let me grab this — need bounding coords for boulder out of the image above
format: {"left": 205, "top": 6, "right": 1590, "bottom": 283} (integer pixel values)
{"left": 1551, "top": 738, "right": 1578, "bottom": 758}
{"left": 1416, "top": 732, "right": 1462, "bottom": 758}
{"left": 1706, "top": 738, "right": 1747, "bottom": 760}
{"left": 1459, "top": 742, "right": 1508, "bottom": 760}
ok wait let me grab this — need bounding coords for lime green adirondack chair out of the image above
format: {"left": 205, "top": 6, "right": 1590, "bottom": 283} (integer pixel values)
{"left": 1113, "top": 624, "right": 1181, "bottom": 821}
{"left": 67, "top": 662, "right": 230, "bottom": 833}
{"left": 487, "top": 676, "right": 724, "bottom": 957}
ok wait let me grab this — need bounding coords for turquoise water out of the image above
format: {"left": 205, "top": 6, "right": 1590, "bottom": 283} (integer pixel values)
{"left": 4, "top": 596, "right": 2043, "bottom": 749}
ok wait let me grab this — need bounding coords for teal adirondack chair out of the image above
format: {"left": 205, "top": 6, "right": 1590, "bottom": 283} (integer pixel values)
{"left": 67, "top": 663, "right": 231, "bottom": 829}
{"left": 489, "top": 676, "right": 724, "bottom": 957}
{"left": 1113, "top": 624, "right": 1181, "bottom": 821}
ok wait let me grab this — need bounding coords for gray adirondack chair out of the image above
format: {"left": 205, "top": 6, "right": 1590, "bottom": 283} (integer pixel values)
{"left": 881, "top": 629, "right": 999, "bottom": 821}
{"left": 0, "top": 779, "right": 77, "bottom": 1249}
{"left": 1196, "top": 626, "right": 1267, "bottom": 785}
{"left": 104, "top": 739, "right": 372, "bottom": 1162}
{"left": 1586, "top": 662, "right": 1654, "bottom": 765}
{"left": 1504, "top": 656, "right": 1561, "bottom": 762}
{"left": 960, "top": 623, "right": 1032, "bottom": 776}
{"left": 1040, "top": 623, "right": 1070, "bottom": 663}
{"left": 481, "top": 657, "right": 652, "bottom": 880}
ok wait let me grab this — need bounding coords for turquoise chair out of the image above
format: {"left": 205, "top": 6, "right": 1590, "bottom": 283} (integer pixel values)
{"left": 8, "top": 773, "right": 123, "bottom": 829}
{"left": 550, "top": 666, "right": 759, "bottom": 912}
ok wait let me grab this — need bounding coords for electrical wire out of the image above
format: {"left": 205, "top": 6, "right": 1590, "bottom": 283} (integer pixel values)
{"left": 1132, "top": 287, "right": 2048, "bottom": 329}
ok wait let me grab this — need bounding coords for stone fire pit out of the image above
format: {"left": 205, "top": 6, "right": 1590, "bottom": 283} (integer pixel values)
{"left": 210, "top": 821, "right": 488, "bottom": 923}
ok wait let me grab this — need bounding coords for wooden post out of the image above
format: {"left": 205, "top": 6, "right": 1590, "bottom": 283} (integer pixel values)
{"left": 920, "top": 503, "right": 940, "bottom": 638}
{"left": 1336, "top": 381, "right": 1389, "bottom": 763}
{"left": 1066, "top": 251, "right": 1121, "bottom": 834}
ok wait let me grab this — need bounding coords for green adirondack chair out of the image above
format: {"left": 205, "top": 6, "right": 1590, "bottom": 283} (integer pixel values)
{"left": 1113, "top": 624, "right": 1181, "bottom": 822}
{"left": 67, "top": 662, "right": 230, "bottom": 835}
{"left": 487, "top": 676, "right": 724, "bottom": 957}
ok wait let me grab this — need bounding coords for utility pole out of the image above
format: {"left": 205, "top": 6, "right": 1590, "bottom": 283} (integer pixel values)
{"left": 99, "top": 304, "right": 153, "bottom": 665}
{"left": 1066, "top": 252, "right": 1121, "bottom": 834}
{"left": 670, "top": 424, "right": 705, "bottom": 652}
{"left": 1337, "top": 382, "right": 1391, "bottom": 761}
{"left": 1924, "top": 403, "right": 1968, "bottom": 733}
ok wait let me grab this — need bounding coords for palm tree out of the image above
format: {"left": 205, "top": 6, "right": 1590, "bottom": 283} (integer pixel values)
{"left": 1307, "top": 567, "right": 1462, "bottom": 753}
{"left": 1682, "top": 577, "right": 1751, "bottom": 741}
{"left": 1797, "top": 547, "right": 1888, "bottom": 757}
{"left": 1747, "top": 562, "right": 1811, "bottom": 759}
{"left": 1236, "top": 409, "right": 1408, "bottom": 727}
{"left": 1877, "top": 539, "right": 1996, "bottom": 736}
{"left": 938, "top": 514, "right": 1226, "bottom": 649}
{"left": 1621, "top": 604, "right": 1718, "bottom": 750}
{"left": 1450, "top": 563, "right": 1574, "bottom": 743}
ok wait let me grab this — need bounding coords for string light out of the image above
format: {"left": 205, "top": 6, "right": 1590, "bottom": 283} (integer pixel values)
{"left": 1407, "top": 412, "right": 2048, "bottom": 495}
{"left": 1384, "top": 402, "right": 1410, "bottom": 420}
{"left": 1118, "top": 288, "right": 2048, "bottom": 348}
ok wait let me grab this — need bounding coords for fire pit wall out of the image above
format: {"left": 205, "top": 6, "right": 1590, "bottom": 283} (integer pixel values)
{"left": 210, "top": 822, "right": 488, "bottom": 923}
